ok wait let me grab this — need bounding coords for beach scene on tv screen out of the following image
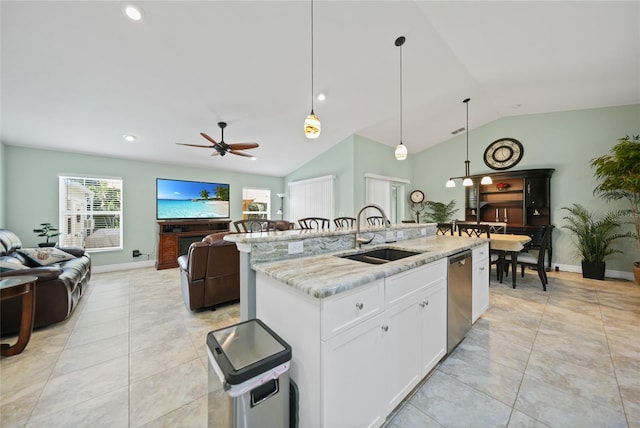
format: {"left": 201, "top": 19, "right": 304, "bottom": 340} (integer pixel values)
{"left": 157, "top": 179, "right": 229, "bottom": 219}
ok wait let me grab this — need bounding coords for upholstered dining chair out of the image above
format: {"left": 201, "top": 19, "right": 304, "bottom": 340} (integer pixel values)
{"left": 333, "top": 217, "right": 356, "bottom": 228}
{"left": 298, "top": 217, "right": 331, "bottom": 230}
{"left": 505, "top": 225, "right": 555, "bottom": 291}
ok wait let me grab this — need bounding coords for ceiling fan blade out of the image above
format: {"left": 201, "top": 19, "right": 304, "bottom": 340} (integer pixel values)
{"left": 200, "top": 132, "right": 221, "bottom": 146}
{"left": 176, "top": 143, "right": 214, "bottom": 148}
{"left": 230, "top": 150, "right": 255, "bottom": 158}
{"left": 228, "top": 143, "right": 259, "bottom": 150}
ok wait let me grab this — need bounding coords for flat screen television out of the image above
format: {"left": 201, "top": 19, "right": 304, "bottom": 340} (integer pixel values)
{"left": 156, "top": 178, "right": 230, "bottom": 220}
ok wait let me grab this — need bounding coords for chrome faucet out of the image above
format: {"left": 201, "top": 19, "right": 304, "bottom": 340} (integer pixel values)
{"left": 355, "top": 204, "right": 391, "bottom": 248}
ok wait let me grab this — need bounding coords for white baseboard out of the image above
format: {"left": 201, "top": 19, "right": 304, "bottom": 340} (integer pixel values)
{"left": 92, "top": 259, "right": 157, "bottom": 273}
{"left": 553, "top": 263, "right": 634, "bottom": 281}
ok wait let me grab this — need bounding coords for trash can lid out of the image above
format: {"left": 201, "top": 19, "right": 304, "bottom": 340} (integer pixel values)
{"left": 207, "top": 318, "right": 292, "bottom": 385}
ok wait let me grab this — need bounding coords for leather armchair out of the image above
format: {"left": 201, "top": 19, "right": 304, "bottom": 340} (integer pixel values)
{"left": 177, "top": 232, "right": 240, "bottom": 310}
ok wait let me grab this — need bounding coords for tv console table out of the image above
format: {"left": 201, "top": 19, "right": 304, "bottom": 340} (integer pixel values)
{"left": 156, "top": 219, "right": 230, "bottom": 270}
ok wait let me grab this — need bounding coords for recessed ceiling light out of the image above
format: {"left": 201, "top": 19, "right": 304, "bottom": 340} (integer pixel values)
{"left": 122, "top": 134, "right": 136, "bottom": 142}
{"left": 124, "top": 5, "right": 143, "bottom": 21}
{"left": 317, "top": 93, "right": 326, "bottom": 101}
{"left": 251, "top": 157, "right": 257, "bottom": 161}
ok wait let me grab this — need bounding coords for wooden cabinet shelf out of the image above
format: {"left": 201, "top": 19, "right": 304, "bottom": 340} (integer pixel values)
{"left": 156, "top": 219, "right": 230, "bottom": 269}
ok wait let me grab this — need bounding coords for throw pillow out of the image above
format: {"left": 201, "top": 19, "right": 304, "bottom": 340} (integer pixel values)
{"left": 0, "top": 258, "right": 28, "bottom": 272}
{"left": 17, "top": 247, "right": 75, "bottom": 266}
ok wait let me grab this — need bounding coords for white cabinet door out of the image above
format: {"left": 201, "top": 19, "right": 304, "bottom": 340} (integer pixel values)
{"left": 323, "top": 313, "right": 385, "bottom": 428}
{"left": 472, "top": 244, "right": 490, "bottom": 323}
{"left": 382, "top": 298, "right": 422, "bottom": 413}
{"left": 419, "top": 282, "right": 447, "bottom": 376}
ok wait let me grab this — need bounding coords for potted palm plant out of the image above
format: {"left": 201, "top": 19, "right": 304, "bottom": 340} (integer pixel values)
{"left": 591, "top": 135, "right": 640, "bottom": 284}
{"left": 33, "top": 222, "right": 61, "bottom": 247}
{"left": 422, "top": 200, "right": 459, "bottom": 223}
{"left": 562, "top": 204, "right": 633, "bottom": 280}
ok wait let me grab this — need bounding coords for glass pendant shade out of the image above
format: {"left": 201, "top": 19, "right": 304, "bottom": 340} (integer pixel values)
{"left": 480, "top": 176, "right": 493, "bottom": 185}
{"left": 304, "top": 111, "right": 321, "bottom": 139}
{"left": 446, "top": 179, "right": 456, "bottom": 188}
{"left": 395, "top": 143, "right": 407, "bottom": 160}
{"left": 462, "top": 177, "right": 473, "bottom": 187}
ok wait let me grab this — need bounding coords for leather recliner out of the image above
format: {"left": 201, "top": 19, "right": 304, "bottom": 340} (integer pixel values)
{"left": 178, "top": 232, "right": 240, "bottom": 310}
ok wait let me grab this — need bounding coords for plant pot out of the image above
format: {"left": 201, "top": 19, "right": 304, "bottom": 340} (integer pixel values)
{"left": 633, "top": 262, "right": 640, "bottom": 286}
{"left": 38, "top": 242, "right": 56, "bottom": 248}
{"left": 582, "top": 261, "right": 605, "bottom": 280}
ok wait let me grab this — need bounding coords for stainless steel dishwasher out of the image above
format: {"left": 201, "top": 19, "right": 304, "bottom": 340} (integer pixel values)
{"left": 447, "top": 250, "right": 473, "bottom": 353}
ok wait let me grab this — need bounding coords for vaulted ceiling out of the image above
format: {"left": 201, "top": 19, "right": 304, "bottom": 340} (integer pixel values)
{"left": 2, "top": 1, "right": 639, "bottom": 177}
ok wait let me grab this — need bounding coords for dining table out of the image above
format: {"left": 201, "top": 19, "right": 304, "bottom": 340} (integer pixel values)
{"left": 484, "top": 234, "right": 532, "bottom": 288}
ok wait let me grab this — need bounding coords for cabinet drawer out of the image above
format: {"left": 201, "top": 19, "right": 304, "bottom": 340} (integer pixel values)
{"left": 472, "top": 243, "right": 489, "bottom": 263}
{"left": 321, "top": 279, "right": 384, "bottom": 341}
{"left": 386, "top": 259, "right": 446, "bottom": 307}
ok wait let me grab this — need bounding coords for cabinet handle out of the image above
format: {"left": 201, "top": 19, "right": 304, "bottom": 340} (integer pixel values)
{"left": 381, "top": 325, "right": 389, "bottom": 332}
{"left": 355, "top": 303, "right": 364, "bottom": 310}
{"left": 419, "top": 300, "right": 429, "bottom": 308}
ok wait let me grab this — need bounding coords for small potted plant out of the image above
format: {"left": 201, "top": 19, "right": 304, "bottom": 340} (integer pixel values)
{"left": 562, "top": 204, "right": 633, "bottom": 280}
{"left": 33, "top": 222, "right": 61, "bottom": 247}
{"left": 591, "top": 134, "right": 640, "bottom": 284}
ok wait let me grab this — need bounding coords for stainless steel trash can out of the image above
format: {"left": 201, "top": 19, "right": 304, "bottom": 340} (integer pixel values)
{"left": 207, "top": 318, "right": 292, "bottom": 428}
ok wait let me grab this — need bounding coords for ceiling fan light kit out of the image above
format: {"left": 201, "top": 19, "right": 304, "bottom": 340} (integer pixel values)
{"left": 304, "top": 0, "right": 321, "bottom": 139}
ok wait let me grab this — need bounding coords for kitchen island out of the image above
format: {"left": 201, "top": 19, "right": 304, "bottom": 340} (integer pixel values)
{"left": 226, "top": 227, "right": 490, "bottom": 427}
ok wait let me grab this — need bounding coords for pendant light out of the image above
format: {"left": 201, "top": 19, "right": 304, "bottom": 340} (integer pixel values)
{"left": 304, "top": 0, "right": 321, "bottom": 139}
{"left": 446, "top": 98, "right": 492, "bottom": 187}
{"left": 394, "top": 36, "right": 407, "bottom": 160}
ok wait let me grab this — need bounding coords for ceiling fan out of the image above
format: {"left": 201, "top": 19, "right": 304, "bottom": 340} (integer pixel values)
{"left": 177, "top": 121, "right": 259, "bottom": 157}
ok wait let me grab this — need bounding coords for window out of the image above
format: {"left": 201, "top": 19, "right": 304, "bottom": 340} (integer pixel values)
{"left": 242, "top": 188, "right": 271, "bottom": 220}
{"left": 59, "top": 175, "right": 123, "bottom": 251}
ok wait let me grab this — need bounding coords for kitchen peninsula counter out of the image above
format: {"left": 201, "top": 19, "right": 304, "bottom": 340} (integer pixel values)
{"left": 251, "top": 235, "right": 487, "bottom": 299}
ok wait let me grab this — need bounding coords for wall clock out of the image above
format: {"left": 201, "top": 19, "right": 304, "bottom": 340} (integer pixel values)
{"left": 483, "top": 138, "right": 524, "bottom": 170}
{"left": 409, "top": 190, "right": 425, "bottom": 204}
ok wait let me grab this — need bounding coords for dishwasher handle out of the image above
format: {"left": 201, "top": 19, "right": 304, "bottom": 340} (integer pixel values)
{"left": 449, "top": 250, "right": 472, "bottom": 265}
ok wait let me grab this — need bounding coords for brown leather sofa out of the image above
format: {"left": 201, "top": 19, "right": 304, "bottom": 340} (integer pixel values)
{"left": 0, "top": 229, "right": 91, "bottom": 335}
{"left": 178, "top": 232, "right": 240, "bottom": 310}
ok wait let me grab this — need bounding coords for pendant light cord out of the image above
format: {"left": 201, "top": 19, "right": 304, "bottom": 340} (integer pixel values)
{"left": 464, "top": 98, "right": 470, "bottom": 161}
{"left": 310, "top": 0, "right": 315, "bottom": 113}
{"left": 399, "top": 41, "right": 403, "bottom": 144}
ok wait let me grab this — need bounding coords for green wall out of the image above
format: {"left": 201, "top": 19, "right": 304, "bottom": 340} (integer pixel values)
{"left": 3, "top": 146, "right": 283, "bottom": 267}
{"left": 412, "top": 104, "right": 640, "bottom": 274}
{"left": 285, "top": 135, "right": 356, "bottom": 218}
{"left": 0, "top": 142, "right": 5, "bottom": 228}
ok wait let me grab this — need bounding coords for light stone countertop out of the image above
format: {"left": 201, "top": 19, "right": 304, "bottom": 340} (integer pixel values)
{"left": 252, "top": 235, "right": 488, "bottom": 299}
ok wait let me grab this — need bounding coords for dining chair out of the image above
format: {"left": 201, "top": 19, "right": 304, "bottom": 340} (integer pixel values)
{"left": 333, "top": 217, "right": 356, "bottom": 228}
{"left": 505, "top": 225, "right": 555, "bottom": 291}
{"left": 457, "top": 223, "right": 491, "bottom": 238}
{"left": 480, "top": 221, "right": 507, "bottom": 234}
{"left": 233, "top": 219, "right": 277, "bottom": 233}
{"left": 366, "top": 216, "right": 390, "bottom": 226}
{"left": 298, "top": 217, "right": 331, "bottom": 230}
{"left": 436, "top": 223, "right": 454, "bottom": 236}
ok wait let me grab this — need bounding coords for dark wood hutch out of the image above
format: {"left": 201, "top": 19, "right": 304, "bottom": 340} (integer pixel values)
{"left": 156, "top": 219, "right": 230, "bottom": 270}
{"left": 464, "top": 168, "right": 555, "bottom": 267}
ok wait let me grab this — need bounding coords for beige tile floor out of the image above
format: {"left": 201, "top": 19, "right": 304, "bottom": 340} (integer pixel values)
{"left": 1, "top": 267, "right": 638, "bottom": 427}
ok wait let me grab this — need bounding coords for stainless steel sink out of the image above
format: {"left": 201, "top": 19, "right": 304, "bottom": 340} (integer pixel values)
{"left": 338, "top": 248, "right": 421, "bottom": 264}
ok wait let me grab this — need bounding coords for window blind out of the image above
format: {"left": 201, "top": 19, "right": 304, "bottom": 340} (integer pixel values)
{"left": 59, "top": 175, "right": 123, "bottom": 251}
